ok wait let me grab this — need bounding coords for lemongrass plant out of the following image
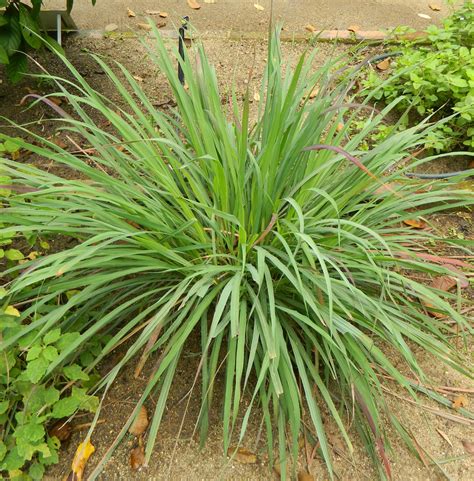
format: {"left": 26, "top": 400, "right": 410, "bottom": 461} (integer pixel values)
{"left": 1, "top": 26, "right": 473, "bottom": 479}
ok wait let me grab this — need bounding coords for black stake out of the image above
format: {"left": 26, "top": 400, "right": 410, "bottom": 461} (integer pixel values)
{"left": 178, "top": 16, "right": 189, "bottom": 85}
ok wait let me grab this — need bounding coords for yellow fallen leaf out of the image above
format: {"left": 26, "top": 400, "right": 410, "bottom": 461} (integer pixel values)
{"left": 254, "top": 3, "right": 264, "bottom": 11}
{"left": 376, "top": 58, "right": 391, "bottom": 71}
{"left": 133, "top": 75, "right": 144, "bottom": 82}
{"left": 305, "top": 24, "right": 316, "bottom": 33}
{"left": 5, "top": 305, "right": 20, "bottom": 317}
{"left": 159, "top": 11, "right": 169, "bottom": 18}
{"left": 403, "top": 218, "right": 427, "bottom": 229}
{"left": 227, "top": 446, "right": 257, "bottom": 464}
{"left": 70, "top": 440, "right": 95, "bottom": 481}
{"left": 137, "top": 23, "right": 152, "bottom": 31}
{"left": 347, "top": 25, "right": 360, "bottom": 33}
{"left": 429, "top": 4, "right": 441, "bottom": 12}
{"left": 127, "top": 8, "right": 136, "bottom": 17}
{"left": 188, "top": 0, "right": 201, "bottom": 9}
{"left": 27, "top": 251, "right": 39, "bottom": 260}
{"left": 452, "top": 395, "right": 468, "bottom": 410}
{"left": 298, "top": 471, "right": 315, "bottom": 481}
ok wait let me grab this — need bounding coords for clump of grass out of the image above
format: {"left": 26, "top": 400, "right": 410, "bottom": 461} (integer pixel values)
{"left": 1, "top": 26, "right": 472, "bottom": 480}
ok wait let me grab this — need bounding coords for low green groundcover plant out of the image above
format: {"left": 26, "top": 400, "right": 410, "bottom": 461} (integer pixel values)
{"left": 363, "top": 1, "right": 474, "bottom": 152}
{"left": 0, "top": 25, "right": 473, "bottom": 480}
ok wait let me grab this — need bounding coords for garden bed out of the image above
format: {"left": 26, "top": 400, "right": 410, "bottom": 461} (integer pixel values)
{"left": 1, "top": 33, "right": 473, "bottom": 481}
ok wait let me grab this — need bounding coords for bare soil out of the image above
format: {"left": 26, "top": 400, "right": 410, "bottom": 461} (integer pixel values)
{"left": 1, "top": 34, "right": 473, "bottom": 481}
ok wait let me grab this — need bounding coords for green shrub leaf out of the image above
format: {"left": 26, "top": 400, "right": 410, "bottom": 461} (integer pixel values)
{"left": 5, "top": 249, "right": 24, "bottom": 261}
{"left": 63, "top": 364, "right": 89, "bottom": 381}
{"left": 14, "top": 423, "right": 45, "bottom": 443}
{"left": 19, "top": 4, "right": 42, "bottom": 49}
{"left": 41, "top": 346, "right": 59, "bottom": 362}
{"left": 43, "top": 328, "right": 61, "bottom": 345}
{"left": 26, "top": 346, "right": 42, "bottom": 362}
{"left": 25, "top": 357, "right": 48, "bottom": 384}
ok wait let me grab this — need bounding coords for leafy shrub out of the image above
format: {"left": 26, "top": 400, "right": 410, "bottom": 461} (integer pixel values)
{"left": 0, "top": 0, "right": 96, "bottom": 82}
{"left": 1, "top": 168, "right": 102, "bottom": 479}
{"left": 364, "top": 1, "right": 474, "bottom": 151}
{"left": 1, "top": 27, "right": 473, "bottom": 479}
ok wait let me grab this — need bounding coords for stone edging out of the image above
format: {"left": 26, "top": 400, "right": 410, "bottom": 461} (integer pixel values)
{"left": 77, "top": 28, "right": 428, "bottom": 44}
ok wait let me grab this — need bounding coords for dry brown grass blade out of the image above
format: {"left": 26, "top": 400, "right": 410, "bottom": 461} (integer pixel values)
{"left": 134, "top": 324, "right": 163, "bottom": 378}
{"left": 251, "top": 213, "right": 278, "bottom": 247}
{"left": 381, "top": 386, "right": 474, "bottom": 426}
{"left": 354, "top": 387, "right": 392, "bottom": 479}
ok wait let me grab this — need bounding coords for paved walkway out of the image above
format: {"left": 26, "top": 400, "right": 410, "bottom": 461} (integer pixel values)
{"left": 45, "top": 0, "right": 446, "bottom": 33}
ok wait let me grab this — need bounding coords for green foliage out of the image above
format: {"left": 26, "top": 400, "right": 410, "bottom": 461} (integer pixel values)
{"left": 0, "top": 211, "right": 102, "bottom": 479}
{"left": 0, "top": 0, "right": 96, "bottom": 82}
{"left": 0, "top": 307, "right": 100, "bottom": 479}
{"left": 363, "top": 2, "right": 474, "bottom": 151}
{"left": 1, "top": 26, "right": 473, "bottom": 480}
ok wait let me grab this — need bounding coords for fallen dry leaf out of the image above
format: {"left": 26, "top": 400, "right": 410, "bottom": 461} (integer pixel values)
{"left": 159, "top": 11, "right": 169, "bottom": 17}
{"left": 254, "top": 3, "right": 264, "bottom": 11}
{"left": 298, "top": 471, "right": 315, "bottom": 481}
{"left": 431, "top": 275, "right": 457, "bottom": 292}
{"left": 305, "top": 24, "right": 316, "bottom": 33}
{"left": 137, "top": 23, "right": 152, "bottom": 31}
{"left": 49, "top": 420, "right": 72, "bottom": 442}
{"left": 347, "top": 25, "right": 360, "bottom": 33}
{"left": 429, "top": 4, "right": 441, "bottom": 12}
{"left": 227, "top": 446, "right": 257, "bottom": 464}
{"left": 432, "top": 270, "right": 468, "bottom": 291}
{"left": 129, "top": 406, "right": 149, "bottom": 436}
{"left": 49, "top": 96, "right": 63, "bottom": 106}
{"left": 188, "top": 0, "right": 201, "bottom": 9}
{"left": 435, "top": 428, "right": 453, "bottom": 447}
{"left": 376, "top": 58, "right": 391, "bottom": 71}
{"left": 403, "top": 218, "right": 427, "bottom": 229}
{"left": 133, "top": 75, "right": 144, "bottom": 82}
{"left": 127, "top": 7, "right": 136, "bottom": 17}
{"left": 462, "top": 439, "right": 474, "bottom": 455}
{"left": 130, "top": 445, "right": 145, "bottom": 470}
{"left": 69, "top": 440, "right": 95, "bottom": 481}
{"left": 452, "top": 395, "right": 468, "bottom": 410}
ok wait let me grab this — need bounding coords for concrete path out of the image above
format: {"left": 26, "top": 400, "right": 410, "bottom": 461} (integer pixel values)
{"left": 44, "top": 0, "right": 447, "bottom": 33}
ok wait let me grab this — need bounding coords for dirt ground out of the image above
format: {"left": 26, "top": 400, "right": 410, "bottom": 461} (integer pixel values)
{"left": 1, "top": 33, "right": 473, "bottom": 481}
{"left": 43, "top": 0, "right": 448, "bottom": 33}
